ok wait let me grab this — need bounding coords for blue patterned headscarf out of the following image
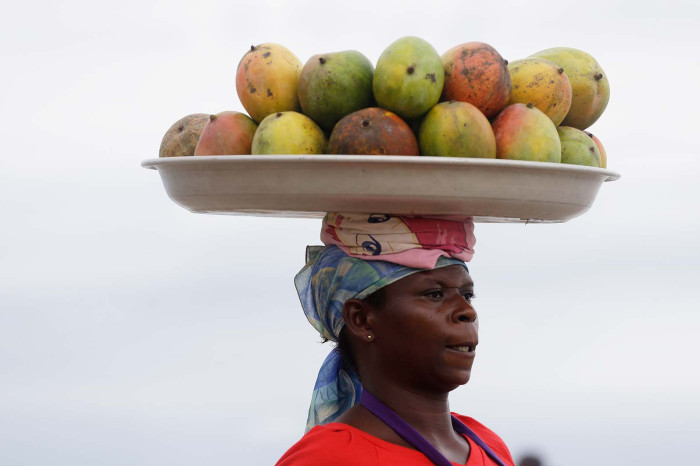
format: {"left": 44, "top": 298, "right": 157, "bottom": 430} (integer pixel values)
{"left": 294, "top": 244, "right": 468, "bottom": 432}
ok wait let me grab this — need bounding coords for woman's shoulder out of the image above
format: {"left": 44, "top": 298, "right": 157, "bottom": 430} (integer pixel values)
{"left": 275, "top": 423, "right": 380, "bottom": 466}
{"left": 276, "top": 422, "right": 437, "bottom": 465}
{"left": 276, "top": 416, "right": 515, "bottom": 466}
{"left": 452, "top": 413, "right": 516, "bottom": 466}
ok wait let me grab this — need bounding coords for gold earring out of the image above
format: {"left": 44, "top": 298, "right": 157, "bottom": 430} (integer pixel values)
{"left": 367, "top": 335, "right": 373, "bottom": 340}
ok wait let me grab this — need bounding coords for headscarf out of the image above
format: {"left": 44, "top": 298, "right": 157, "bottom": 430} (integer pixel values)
{"left": 295, "top": 214, "right": 475, "bottom": 431}
{"left": 321, "top": 213, "right": 476, "bottom": 268}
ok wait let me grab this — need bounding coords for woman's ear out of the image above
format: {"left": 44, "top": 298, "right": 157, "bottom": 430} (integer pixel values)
{"left": 342, "top": 298, "right": 374, "bottom": 341}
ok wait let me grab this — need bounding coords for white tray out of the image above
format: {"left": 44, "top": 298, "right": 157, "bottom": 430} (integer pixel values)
{"left": 141, "top": 155, "right": 620, "bottom": 223}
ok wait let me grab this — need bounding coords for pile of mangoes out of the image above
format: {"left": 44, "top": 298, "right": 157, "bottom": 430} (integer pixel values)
{"left": 159, "top": 37, "right": 610, "bottom": 168}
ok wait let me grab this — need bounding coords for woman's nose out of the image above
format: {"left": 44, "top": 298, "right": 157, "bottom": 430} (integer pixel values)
{"left": 450, "top": 293, "right": 477, "bottom": 323}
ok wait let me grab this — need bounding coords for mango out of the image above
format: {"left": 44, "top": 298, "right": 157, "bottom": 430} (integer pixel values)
{"left": 298, "top": 50, "right": 374, "bottom": 132}
{"left": 372, "top": 36, "right": 444, "bottom": 120}
{"left": 159, "top": 113, "right": 209, "bottom": 157}
{"left": 491, "top": 103, "right": 561, "bottom": 163}
{"left": 507, "top": 58, "right": 572, "bottom": 126}
{"left": 418, "top": 101, "right": 496, "bottom": 158}
{"left": 441, "top": 42, "right": 511, "bottom": 119}
{"left": 251, "top": 111, "right": 326, "bottom": 155}
{"left": 585, "top": 131, "right": 607, "bottom": 168}
{"left": 236, "top": 43, "right": 302, "bottom": 123}
{"left": 328, "top": 107, "right": 419, "bottom": 156}
{"left": 530, "top": 47, "right": 609, "bottom": 130}
{"left": 193, "top": 111, "right": 258, "bottom": 156}
{"left": 558, "top": 126, "right": 601, "bottom": 167}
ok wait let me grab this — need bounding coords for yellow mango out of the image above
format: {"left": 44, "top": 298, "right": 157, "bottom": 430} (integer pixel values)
{"left": 251, "top": 111, "right": 326, "bottom": 155}
{"left": 530, "top": 47, "right": 609, "bottom": 130}
{"left": 508, "top": 58, "right": 572, "bottom": 126}
{"left": 236, "top": 43, "right": 302, "bottom": 123}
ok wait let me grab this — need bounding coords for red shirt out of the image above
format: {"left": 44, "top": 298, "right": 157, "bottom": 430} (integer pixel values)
{"left": 276, "top": 413, "right": 515, "bottom": 466}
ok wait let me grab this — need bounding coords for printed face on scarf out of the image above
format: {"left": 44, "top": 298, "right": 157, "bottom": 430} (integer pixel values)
{"left": 362, "top": 264, "right": 478, "bottom": 394}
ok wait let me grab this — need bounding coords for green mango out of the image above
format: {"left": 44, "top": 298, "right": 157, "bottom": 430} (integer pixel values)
{"left": 557, "top": 126, "right": 602, "bottom": 167}
{"left": 373, "top": 37, "right": 444, "bottom": 120}
{"left": 298, "top": 50, "right": 374, "bottom": 132}
{"left": 418, "top": 101, "right": 496, "bottom": 158}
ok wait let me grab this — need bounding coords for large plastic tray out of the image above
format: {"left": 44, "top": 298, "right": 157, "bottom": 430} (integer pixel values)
{"left": 141, "top": 155, "right": 620, "bottom": 223}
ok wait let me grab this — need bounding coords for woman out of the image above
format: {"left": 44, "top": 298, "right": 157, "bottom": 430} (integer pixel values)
{"left": 277, "top": 214, "right": 514, "bottom": 466}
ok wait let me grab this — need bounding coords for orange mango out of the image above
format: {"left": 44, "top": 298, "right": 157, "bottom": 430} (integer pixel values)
{"left": 492, "top": 103, "right": 561, "bottom": 163}
{"left": 194, "top": 111, "right": 258, "bottom": 156}
{"left": 329, "top": 107, "right": 419, "bottom": 156}
{"left": 441, "top": 42, "right": 511, "bottom": 119}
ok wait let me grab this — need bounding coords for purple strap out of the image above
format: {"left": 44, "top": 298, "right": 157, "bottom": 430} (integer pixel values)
{"left": 360, "top": 390, "right": 509, "bottom": 466}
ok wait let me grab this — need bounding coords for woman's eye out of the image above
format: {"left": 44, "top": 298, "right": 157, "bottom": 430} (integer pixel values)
{"left": 424, "top": 290, "right": 444, "bottom": 299}
{"left": 461, "top": 292, "right": 475, "bottom": 303}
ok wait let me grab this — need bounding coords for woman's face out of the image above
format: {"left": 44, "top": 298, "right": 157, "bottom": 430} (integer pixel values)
{"left": 367, "top": 264, "right": 478, "bottom": 394}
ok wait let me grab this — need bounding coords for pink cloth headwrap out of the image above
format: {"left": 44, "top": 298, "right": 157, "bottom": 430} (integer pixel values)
{"left": 320, "top": 213, "right": 476, "bottom": 269}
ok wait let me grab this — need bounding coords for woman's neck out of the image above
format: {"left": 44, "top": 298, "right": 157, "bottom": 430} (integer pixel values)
{"left": 361, "top": 382, "right": 457, "bottom": 444}
{"left": 336, "top": 382, "right": 470, "bottom": 464}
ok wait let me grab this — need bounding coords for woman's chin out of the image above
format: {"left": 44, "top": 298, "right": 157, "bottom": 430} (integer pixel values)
{"left": 431, "top": 370, "right": 472, "bottom": 393}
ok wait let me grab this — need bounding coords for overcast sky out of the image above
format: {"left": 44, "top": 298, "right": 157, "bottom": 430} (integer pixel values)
{"left": 1, "top": 1, "right": 699, "bottom": 465}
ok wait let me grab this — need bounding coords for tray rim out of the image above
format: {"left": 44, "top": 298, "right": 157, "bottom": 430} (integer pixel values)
{"left": 141, "top": 154, "right": 621, "bottom": 182}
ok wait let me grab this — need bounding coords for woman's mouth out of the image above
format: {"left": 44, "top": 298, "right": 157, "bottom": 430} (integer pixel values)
{"left": 447, "top": 345, "right": 476, "bottom": 353}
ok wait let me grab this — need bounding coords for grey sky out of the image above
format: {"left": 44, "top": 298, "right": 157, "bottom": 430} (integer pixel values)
{"left": 1, "top": 1, "right": 699, "bottom": 465}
